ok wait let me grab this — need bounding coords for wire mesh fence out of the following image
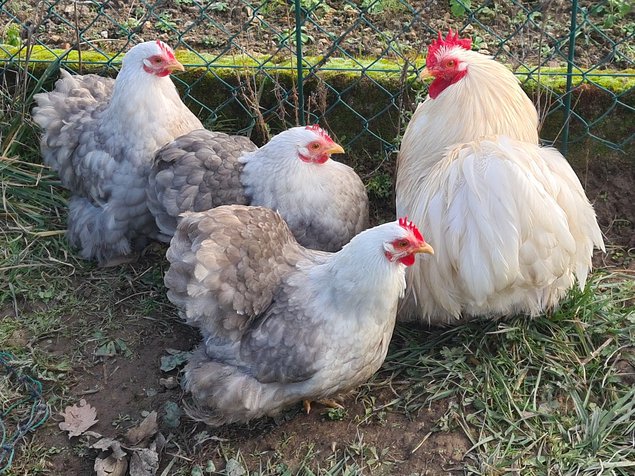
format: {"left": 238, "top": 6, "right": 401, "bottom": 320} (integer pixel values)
{"left": 0, "top": 0, "right": 633, "bottom": 156}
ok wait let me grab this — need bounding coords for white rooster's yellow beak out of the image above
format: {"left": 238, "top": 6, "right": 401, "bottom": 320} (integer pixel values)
{"left": 419, "top": 67, "right": 433, "bottom": 80}
{"left": 414, "top": 242, "right": 434, "bottom": 255}
{"left": 325, "top": 143, "right": 345, "bottom": 155}
{"left": 165, "top": 59, "right": 185, "bottom": 73}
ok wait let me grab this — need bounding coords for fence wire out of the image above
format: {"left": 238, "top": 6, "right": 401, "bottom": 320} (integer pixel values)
{"left": 0, "top": 0, "right": 633, "bottom": 155}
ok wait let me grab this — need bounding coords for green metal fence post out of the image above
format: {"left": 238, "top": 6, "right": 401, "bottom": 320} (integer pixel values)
{"left": 561, "top": 0, "right": 578, "bottom": 156}
{"left": 294, "top": 0, "right": 305, "bottom": 125}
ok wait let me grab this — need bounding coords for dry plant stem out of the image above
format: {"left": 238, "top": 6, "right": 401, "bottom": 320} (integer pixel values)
{"left": 306, "top": 77, "right": 329, "bottom": 130}
{"left": 273, "top": 74, "right": 287, "bottom": 125}
{"left": 238, "top": 71, "right": 269, "bottom": 142}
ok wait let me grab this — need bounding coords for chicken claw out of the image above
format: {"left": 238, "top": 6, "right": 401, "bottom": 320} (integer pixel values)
{"left": 303, "top": 398, "right": 345, "bottom": 414}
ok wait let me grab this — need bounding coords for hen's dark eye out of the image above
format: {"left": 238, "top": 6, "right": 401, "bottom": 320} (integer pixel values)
{"left": 446, "top": 60, "right": 455, "bottom": 67}
{"left": 398, "top": 240, "right": 409, "bottom": 248}
{"left": 310, "top": 142, "right": 320, "bottom": 150}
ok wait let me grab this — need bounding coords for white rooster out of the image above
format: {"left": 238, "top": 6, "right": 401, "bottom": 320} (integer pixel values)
{"left": 32, "top": 41, "right": 203, "bottom": 266}
{"left": 164, "top": 205, "right": 434, "bottom": 426}
{"left": 396, "top": 30, "right": 604, "bottom": 325}
{"left": 147, "top": 124, "right": 368, "bottom": 252}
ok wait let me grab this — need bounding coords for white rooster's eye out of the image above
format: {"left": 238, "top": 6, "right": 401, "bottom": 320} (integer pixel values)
{"left": 398, "top": 240, "right": 409, "bottom": 248}
{"left": 445, "top": 59, "right": 456, "bottom": 68}
{"left": 310, "top": 142, "right": 321, "bottom": 150}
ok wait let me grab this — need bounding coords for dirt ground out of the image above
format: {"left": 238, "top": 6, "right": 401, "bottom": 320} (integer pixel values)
{"left": 10, "top": 269, "right": 472, "bottom": 475}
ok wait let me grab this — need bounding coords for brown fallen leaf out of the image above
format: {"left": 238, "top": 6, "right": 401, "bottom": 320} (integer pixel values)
{"left": 125, "top": 411, "right": 158, "bottom": 446}
{"left": 129, "top": 448, "right": 159, "bottom": 476}
{"left": 91, "top": 437, "right": 127, "bottom": 460}
{"left": 152, "top": 432, "right": 166, "bottom": 455}
{"left": 94, "top": 454, "right": 128, "bottom": 476}
{"left": 59, "top": 399, "right": 98, "bottom": 438}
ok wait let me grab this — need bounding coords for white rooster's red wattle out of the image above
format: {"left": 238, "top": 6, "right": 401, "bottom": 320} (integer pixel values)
{"left": 32, "top": 40, "right": 203, "bottom": 266}
{"left": 164, "top": 205, "right": 434, "bottom": 426}
{"left": 396, "top": 30, "right": 604, "bottom": 325}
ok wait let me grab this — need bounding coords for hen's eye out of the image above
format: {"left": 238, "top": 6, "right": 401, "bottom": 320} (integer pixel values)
{"left": 310, "top": 142, "right": 320, "bottom": 150}
{"left": 154, "top": 57, "right": 162, "bottom": 63}
{"left": 398, "top": 240, "right": 409, "bottom": 248}
{"left": 446, "top": 60, "right": 455, "bottom": 67}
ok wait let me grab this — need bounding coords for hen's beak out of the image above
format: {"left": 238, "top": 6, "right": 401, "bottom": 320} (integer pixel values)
{"left": 325, "top": 143, "right": 345, "bottom": 155}
{"left": 165, "top": 59, "right": 185, "bottom": 73}
{"left": 414, "top": 242, "right": 434, "bottom": 255}
{"left": 419, "top": 67, "right": 432, "bottom": 80}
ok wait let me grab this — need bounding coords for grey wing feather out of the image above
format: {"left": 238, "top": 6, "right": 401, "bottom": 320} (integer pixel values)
{"left": 147, "top": 129, "right": 257, "bottom": 240}
{"left": 32, "top": 70, "right": 114, "bottom": 194}
{"left": 238, "top": 287, "right": 325, "bottom": 384}
{"left": 164, "top": 205, "right": 308, "bottom": 338}
{"left": 301, "top": 164, "right": 369, "bottom": 251}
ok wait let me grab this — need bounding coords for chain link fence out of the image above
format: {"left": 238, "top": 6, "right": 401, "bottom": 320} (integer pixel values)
{"left": 0, "top": 1, "right": 633, "bottom": 155}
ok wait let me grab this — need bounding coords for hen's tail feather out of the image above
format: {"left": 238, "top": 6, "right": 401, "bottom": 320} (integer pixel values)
{"left": 32, "top": 71, "right": 113, "bottom": 190}
{"left": 67, "top": 195, "right": 156, "bottom": 266}
{"left": 182, "top": 345, "right": 292, "bottom": 427}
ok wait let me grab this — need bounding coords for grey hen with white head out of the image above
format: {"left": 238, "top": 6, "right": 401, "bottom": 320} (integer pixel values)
{"left": 164, "top": 204, "right": 434, "bottom": 426}
{"left": 147, "top": 124, "right": 369, "bottom": 252}
{"left": 32, "top": 40, "right": 203, "bottom": 266}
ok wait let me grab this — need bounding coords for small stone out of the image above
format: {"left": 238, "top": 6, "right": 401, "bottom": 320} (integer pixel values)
{"left": 145, "top": 387, "right": 158, "bottom": 397}
{"left": 100, "top": 30, "right": 108, "bottom": 39}
{"left": 159, "top": 377, "right": 178, "bottom": 390}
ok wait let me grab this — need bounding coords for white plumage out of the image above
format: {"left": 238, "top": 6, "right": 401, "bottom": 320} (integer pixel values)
{"left": 396, "top": 31, "right": 604, "bottom": 325}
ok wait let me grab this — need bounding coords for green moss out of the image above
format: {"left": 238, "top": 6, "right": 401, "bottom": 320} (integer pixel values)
{"left": 516, "top": 65, "right": 635, "bottom": 94}
{"left": 2, "top": 44, "right": 633, "bottom": 94}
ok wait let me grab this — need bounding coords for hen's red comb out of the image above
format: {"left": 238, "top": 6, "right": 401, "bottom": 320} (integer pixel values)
{"left": 156, "top": 40, "right": 176, "bottom": 60}
{"left": 398, "top": 217, "right": 424, "bottom": 241}
{"left": 305, "top": 124, "right": 334, "bottom": 143}
{"left": 427, "top": 29, "right": 472, "bottom": 59}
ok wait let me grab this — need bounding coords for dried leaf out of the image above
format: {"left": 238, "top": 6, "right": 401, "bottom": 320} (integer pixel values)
{"left": 94, "top": 454, "right": 128, "bottom": 476}
{"left": 152, "top": 432, "right": 167, "bottom": 455}
{"left": 163, "top": 401, "right": 181, "bottom": 428}
{"left": 225, "top": 458, "right": 246, "bottom": 476}
{"left": 159, "top": 376, "right": 178, "bottom": 389}
{"left": 191, "top": 466, "right": 204, "bottom": 476}
{"left": 129, "top": 448, "right": 159, "bottom": 476}
{"left": 91, "top": 437, "right": 127, "bottom": 460}
{"left": 125, "top": 411, "right": 158, "bottom": 446}
{"left": 160, "top": 350, "right": 191, "bottom": 372}
{"left": 94, "top": 341, "right": 117, "bottom": 357}
{"left": 59, "top": 399, "right": 98, "bottom": 438}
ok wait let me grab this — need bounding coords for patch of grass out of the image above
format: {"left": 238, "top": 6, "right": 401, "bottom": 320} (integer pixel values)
{"left": 373, "top": 273, "right": 635, "bottom": 474}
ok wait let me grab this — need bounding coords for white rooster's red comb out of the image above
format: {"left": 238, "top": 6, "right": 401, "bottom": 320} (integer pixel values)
{"left": 305, "top": 124, "right": 334, "bottom": 143}
{"left": 398, "top": 217, "right": 424, "bottom": 241}
{"left": 156, "top": 40, "right": 176, "bottom": 60}
{"left": 428, "top": 29, "right": 472, "bottom": 58}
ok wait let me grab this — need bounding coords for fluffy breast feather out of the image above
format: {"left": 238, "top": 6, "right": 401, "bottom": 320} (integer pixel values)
{"left": 402, "top": 136, "right": 604, "bottom": 323}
